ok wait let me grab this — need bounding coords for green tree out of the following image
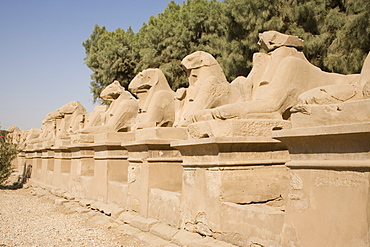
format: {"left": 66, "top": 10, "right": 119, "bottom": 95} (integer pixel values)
{"left": 83, "top": 25, "right": 136, "bottom": 103}
{"left": 223, "top": 0, "right": 284, "bottom": 78}
{"left": 0, "top": 131, "right": 20, "bottom": 186}
{"left": 135, "top": 0, "right": 227, "bottom": 89}
{"left": 84, "top": 0, "right": 370, "bottom": 103}
{"left": 277, "top": 0, "right": 370, "bottom": 74}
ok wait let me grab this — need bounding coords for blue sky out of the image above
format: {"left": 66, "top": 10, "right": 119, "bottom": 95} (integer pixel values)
{"left": 0, "top": 0, "right": 183, "bottom": 130}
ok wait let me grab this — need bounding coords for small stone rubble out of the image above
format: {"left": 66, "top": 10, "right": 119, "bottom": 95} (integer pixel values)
{"left": 1, "top": 183, "right": 237, "bottom": 247}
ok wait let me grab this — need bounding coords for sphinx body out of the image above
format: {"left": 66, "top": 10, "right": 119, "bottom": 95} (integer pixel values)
{"left": 7, "top": 126, "right": 22, "bottom": 143}
{"left": 298, "top": 51, "right": 370, "bottom": 104}
{"left": 129, "top": 68, "right": 175, "bottom": 129}
{"left": 174, "top": 51, "right": 239, "bottom": 127}
{"left": 79, "top": 80, "right": 138, "bottom": 134}
{"left": 55, "top": 101, "right": 86, "bottom": 139}
{"left": 190, "top": 31, "right": 359, "bottom": 122}
{"left": 32, "top": 101, "right": 86, "bottom": 144}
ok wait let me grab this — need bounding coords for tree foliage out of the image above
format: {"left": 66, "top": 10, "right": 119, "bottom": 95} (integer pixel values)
{"left": 83, "top": 25, "right": 136, "bottom": 103}
{"left": 83, "top": 0, "right": 370, "bottom": 102}
{"left": 0, "top": 131, "right": 20, "bottom": 186}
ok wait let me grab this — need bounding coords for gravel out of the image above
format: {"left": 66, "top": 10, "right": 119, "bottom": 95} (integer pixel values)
{"left": 0, "top": 186, "right": 149, "bottom": 247}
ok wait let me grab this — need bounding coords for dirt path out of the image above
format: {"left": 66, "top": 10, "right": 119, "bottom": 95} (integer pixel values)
{"left": 0, "top": 186, "right": 148, "bottom": 247}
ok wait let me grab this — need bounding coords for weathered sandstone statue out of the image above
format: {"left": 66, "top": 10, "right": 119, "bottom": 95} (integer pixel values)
{"left": 33, "top": 101, "right": 86, "bottom": 144}
{"left": 38, "top": 112, "right": 57, "bottom": 142}
{"left": 297, "top": 51, "right": 370, "bottom": 104}
{"left": 128, "top": 68, "right": 175, "bottom": 128}
{"left": 189, "top": 31, "right": 359, "bottom": 122}
{"left": 82, "top": 105, "right": 107, "bottom": 130}
{"left": 7, "top": 126, "right": 22, "bottom": 142}
{"left": 16, "top": 128, "right": 40, "bottom": 145}
{"left": 79, "top": 80, "right": 138, "bottom": 134}
{"left": 55, "top": 101, "right": 86, "bottom": 139}
{"left": 174, "top": 51, "right": 239, "bottom": 127}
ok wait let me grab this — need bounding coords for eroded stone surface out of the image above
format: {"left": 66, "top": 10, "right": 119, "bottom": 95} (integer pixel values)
{"left": 187, "top": 119, "right": 291, "bottom": 138}
{"left": 79, "top": 80, "right": 138, "bottom": 134}
{"left": 189, "top": 31, "right": 359, "bottom": 124}
{"left": 129, "top": 68, "right": 175, "bottom": 129}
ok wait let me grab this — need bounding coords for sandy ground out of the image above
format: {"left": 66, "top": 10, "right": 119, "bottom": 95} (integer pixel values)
{"left": 0, "top": 186, "right": 149, "bottom": 247}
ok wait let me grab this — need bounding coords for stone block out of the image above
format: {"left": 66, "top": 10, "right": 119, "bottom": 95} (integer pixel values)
{"left": 90, "top": 201, "right": 106, "bottom": 212}
{"left": 111, "top": 206, "right": 125, "bottom": 220}
{"left": 74, "top": 207, "right": 91, "bottom": 214}
{"left": 54, "top": 198, "right": 68, "bottom": 205}
{"left": 187, "top": 119, "right": 291, "bottom": 138}
{"left": 94, "top": 131, "right": 135, "bottom": 143}
{"left": 63, "top": 192, "right": 75, "bottom": 200}
{"left": 171, "top": 230, "right": 204, "bottom": 246}
{"left": 188, "top": 237, "right": 237, "bottom": 247}
{"left": 100, "top": 203, "right": 120, "bottom": 216}
{"left": 79, "top": 199, "right": 94, "bottom": 207}
{"left": 291, "top": 99, "right": 370, "bottom": 128}
{"left": 107, "top": 181, "right": 129, "bottom": 207}
{"left": 117, "top": 224, "right": 142, "bottom": 236}
{"left": 117, "top": 211, "right": 136, "bottom": 224}
{"left": 149, "top": 189, "right": 181, "bottom": 228}
{"left": 150, "top": 222, "right": 179, "bottom": 241}
{"left": 130, "top": 216, "right": 159, "bottom": 232}
{"left": 135, "top": 127, "right": 188, "bottom": 140}
{"left": 218, "top": 202, "right": 284, "bottom": 246}
{"left": 70, "top": 134, "right": 94, "bottom": 143}
{"left": 135, "top": 232, "right": 170, "bottom": 246}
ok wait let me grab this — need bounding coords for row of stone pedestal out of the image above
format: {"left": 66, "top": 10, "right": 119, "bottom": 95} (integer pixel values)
{"left": 17, "top": 117, "right": 370, "bottom": 246}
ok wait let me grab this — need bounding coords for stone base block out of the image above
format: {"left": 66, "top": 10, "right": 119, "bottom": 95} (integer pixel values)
{"left": 218, "top": 166, "right": 289, "bottom": 205}
{"left": 70, "top": 134, "right": 95, "bottom": 143}
{"left": 135, "top": 127, "right": 188, "bottom": 140}
{"left": 187, "top": 119, "right": 291, "bottom": 139}
{"left": 281, "top": 169, "right": 370, "bottom": 247}
{"left": 107, "top": 181, "right": 129, "bottom": 208}
{"left": 94, "top": 131, "right": 135, "bottom": 143}
{"left": 69, "top": 175, "right": 93, "bottom": 200}
{"left": 215, "top": 202, "right": 284, "bottom": 247}
{"left": 41, "top": 140, "right": 55, "bottom": 148}
{"left": 54, "top": 139, "right": 71, "bottom": 148}
{"left": 148, "top": 188, "right": 181, "bottom": 228}
{"left": 60, "top": 173, "right": 70, "bottom": 190}
{"left": 291, "top": 99, "right": 370, "bottom": 128}
{"left": 45, "top": 170, "right": 53, "bottom": 185}
{"left": 149, "top": 222, "right": 180, "bottom": 241}
{"left": 171, "top": 230, "right": 204, "bottom": 246}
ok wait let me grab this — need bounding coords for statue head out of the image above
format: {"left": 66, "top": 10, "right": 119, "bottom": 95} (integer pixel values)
{"left": 181, "top": 51, "right": 227, "bottom": 86}
{"left": 58, "top": 101, "right": 86, "bottom": 116}
{"left": 100, "top": 80, "right": 124, "bottom": 101}
{"left": 7, "top": 126, "right": 20, "bottom": 133}
{"left": 129, "top": 68, "right": 172, "bottom": 113}
{"left": 258, "top": 30, "right": 304, "bottom": 52}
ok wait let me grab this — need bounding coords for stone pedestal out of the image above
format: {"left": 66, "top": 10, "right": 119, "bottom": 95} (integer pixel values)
{"left": 31, "top": 149, "right": 43, "bottom": 181}
{"left": 171, "top": 136, "right": 290, "bottom": 246}
{"left": 122, "top": 127, "right": 187, "bottom": 227}
{"left": 51, "top": 146, "right": 71, "bottom": 190}
{"left": 123, "top": 139, "right": 183, "bottom": 225}
{"left": 273, "top": 123, "right": 370, "bottom": 247}
{"left": 91, "top": 132, "right": 134, "bottom": 204}
{"left": 24, "top": 148, "right": 37, "bottom": 180}
{"left": 68, "top": 144, "right": 94, "bottom": 199}
{"left": 41, "top": 149, "right": 54, "bottom": 185}
{"left": 16, "top": 152, "right": 26, "bottom": 175}
{"left": 187, "top": 119, "right": 291, "bottom": 138}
